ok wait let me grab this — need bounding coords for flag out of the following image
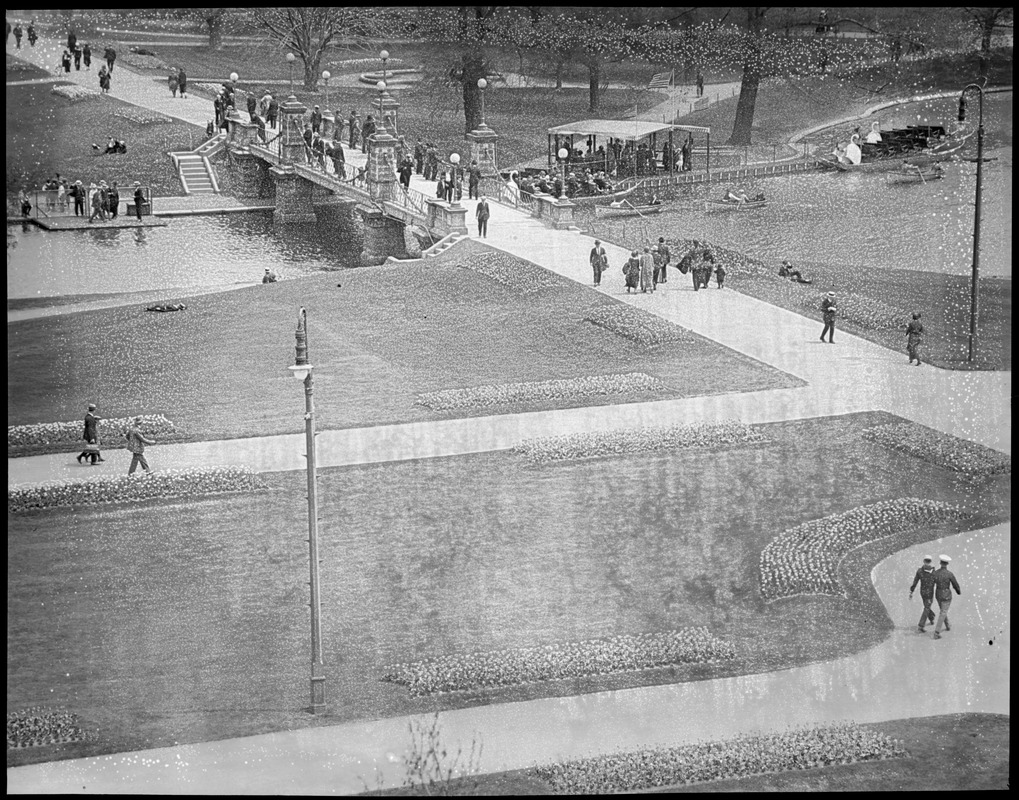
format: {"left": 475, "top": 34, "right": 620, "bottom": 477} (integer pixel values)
{"left": 648, "top": 70, "right": 674, "bottom": 90}
{"left": 621, "top": 103, "right": 638, "bottom": 120}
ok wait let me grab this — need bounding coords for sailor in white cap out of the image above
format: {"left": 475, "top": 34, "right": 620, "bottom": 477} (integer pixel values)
{"left": 909, "top": 555, "right": 937, "bottom": 632}
{"left": 932, "top": 555, "right": 961, "bottom": 639}
{"left": 820, "top": 291, "right": 837, "bottom": 343}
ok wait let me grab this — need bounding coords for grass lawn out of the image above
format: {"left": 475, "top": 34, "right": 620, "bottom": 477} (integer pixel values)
{"left": 6, "top": 240, "right": 800, "bottom": 448}
{"left": 370, "top": 713, "right": 1010, "bottom": 794}
{"left": 6, "top": 411, "right": 1009, "bottom": 764}
{"left": 5, "top": 81, "right": 198, "bottom": 200}
{"left": 6, "top": 52, "right": 57, "bottom": 82}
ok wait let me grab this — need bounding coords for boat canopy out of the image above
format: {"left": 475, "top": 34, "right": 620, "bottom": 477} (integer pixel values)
{"left": 546, "top": 119, "right": 712, "bottom": 175}
{"left": 547, "top": 119, "right": 710, "bottom": 141}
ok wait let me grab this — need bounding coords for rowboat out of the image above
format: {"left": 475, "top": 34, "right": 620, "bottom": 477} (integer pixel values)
{"left": 816, "top": 122, "right": 973, "bottom": 173}
{"left": 594, "top": 199, "right": 664, "bottom": 218}
{"left": 887, "top": 163, "right": 946, "bottom": 184}
{"left": 570, "top": 181, "right": 646, "bottom": 207}
{"left": 705, "top": 198, "right": 767, "bottom": 211}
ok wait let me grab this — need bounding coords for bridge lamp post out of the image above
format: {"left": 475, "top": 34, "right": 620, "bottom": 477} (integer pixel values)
{"left": 288, "top": 308, "right": 327, "bottom": 716}
{"left": 321, "top": 70, "right": 331, "bottom": 108}
{"left": 380, "top": 49, "right": 389, "bottom": 86}
{"left": 375, "top": 80, "right": 386, "bottom": 122}
{"left": 449, "top": 152, "right": 461, "bottom": 206}
{"left": 957, "top": 83, "right": 985, "bottom": 364}
{"left": 286, "top": 52, "right": 296, "bottom": 94}
{"left": 477, "top": 78, "right": 488, "bottom": 127}
{"left": 557, "top": 147, "right": 569, "bottom": 198}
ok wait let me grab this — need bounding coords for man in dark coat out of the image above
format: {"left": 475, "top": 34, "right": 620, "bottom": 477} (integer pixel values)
{"left": 82, "top": 42, "right": 91, "bottom": 69}
{"left": 932, "top": 555, "right": 961, "bottom": 639}
{"left": 310, "top": 105, "right": 322, "bottom": 133}
{"left": 107, "top": 181, "right": 120, "bottom": 219}
{"left": 77, "top": 403, "right": 105, "bottom": 465}
{"left": 681, "top": 138, "right": 692, "bottom": 171}
{"left": 73, "top": 44, "right": 82, "bottom": 70}
{"left": 329, "top": 140, "right": 346, "bottom": 178}
{"left": 468, "top": 160, "right": 481, "bottom": 200}
{"left": 71, "top": 180, "right": 85, "bottom": 216}
{"left": 360, "top": 115, "right": 376, "bottom": 153}
{"left": 414, "top": 139, "right": 426, "bottom": 175}
{"left": 425, "top": 143, "right": 438, "bottom": 181}
{"left": 104, "top": 45, "right": 116, "bottom": 73}
{"left": 247, "top": 93, "right": 258, "bottom": 121}
{"left": 177, "top": 67, "right": 187, "bottom": 99}
{"left": 266, "top": 95, "right": 279, "bottom": 129}
{"left": 906, "top": 312, "right": 924, "bottom": 366}
{"left": 820, "top": 291, "right": 837, "bottom": 343}
{"left": 399, "top": 154, "right": 413, "bottom": 190}
{"left": 476, "top": 195, "right": 490, "bottom": 238}
{"left": 67, "top": 29, "right": 77, "bottom": 53}
{"left": 589, "top": 239, "right": 608, "bottom": 286}
{"left": 909, "top": 555, "right": 938, "bottom": 633}
{"left": 656, "top": 237, "right": 671, "bottom": 284}
{"left": 133, "top": 181, "right": 146, "bottom": 220}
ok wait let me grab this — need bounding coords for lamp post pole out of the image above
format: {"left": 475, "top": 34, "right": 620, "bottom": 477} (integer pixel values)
{"left": 289, "top": 308, "right": 326, "bottom": 715}
{"left": 958, "top": 84, "right": 985, "bottom": 363}
{"left": 477, "top": 77, "right": 488, "bottom": 127}
{"left": 286, "top": 52, "right": 295, "bottom": 94}
{"left": 322, "top": 70, "right": 331, "bottom": 108}
{"left": 557, "top": 147, "right": 569, "bottom": 198}
{"left": 380, "top": 49, "right": 389, "bottom": 86}
{"left": 376, "top": 80, "right": 386, "bottom": 123}
{"left": 449, "top": 152, "right": 460, "bottom": 205}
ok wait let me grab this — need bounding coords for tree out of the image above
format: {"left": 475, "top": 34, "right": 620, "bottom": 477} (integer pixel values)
{"left": 728, "top": 7, "right": 768, "bottom": 147}
{"left": 252, "top": 7, "right": 387, "bottom": 92}
{"left": 960, "top": 7, "right": 1013, "bottom": 79}
{"left": 186, "top": 8, "right": 244, "bottom": 49}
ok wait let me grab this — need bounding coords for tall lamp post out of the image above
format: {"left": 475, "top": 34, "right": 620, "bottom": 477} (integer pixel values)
{"left": 958, "top": 83, "right": 985, "bottom": 363}
{"left": 322, "top": 70, "right": 331, "bottom": 108}
{"left": 449, "top": 152, "right": 460, "bottom": 205}
{"left": 376, "top": 80, "right": 386, "bottom": 122}
{"left": 286, "top": 52, "right": 296, "bottom": 94}
{"left": 380, "top": 49, "right": 389, "bottom": 85}
{"left": 557, "top": 147, "right": 569, "bottom": 198}
{"left": 477, "top": 77, "right": 488, "bottom": 126}
{"left": 288, "top": 308, "right": 327, "bottom": 715}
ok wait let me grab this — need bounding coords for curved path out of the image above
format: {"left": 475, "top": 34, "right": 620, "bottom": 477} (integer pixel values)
{"left": 7, "top": 524, "right": 1008, "bottom": 793}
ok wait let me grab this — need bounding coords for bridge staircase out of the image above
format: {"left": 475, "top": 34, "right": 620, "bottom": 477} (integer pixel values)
{"left": 170, "top": 133, "right": 227, "bottom": 195}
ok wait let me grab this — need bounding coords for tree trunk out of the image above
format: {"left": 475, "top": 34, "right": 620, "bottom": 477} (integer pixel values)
{"left": 728, "top": 7, "right": 767, "bottom": 146}
{"left": 207, "top": 17, "right": 224, "bottom": 50}
{"left": 979, "top": 20, "right": 994, "bottom": 80}
{"left": 462, "top": 49, "right": 485, "bottom": 135}
{"left": 302, "top": 54, "right": 322, "bottom": 92}
{"left": 587, "top": 58, "right": 601, "bottom": 112}
{"left": 555, "top": 58, "right": 564, "bottom": 91}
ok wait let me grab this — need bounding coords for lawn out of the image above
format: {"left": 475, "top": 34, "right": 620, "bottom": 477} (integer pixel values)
{"left": 6, "top": 240, "right": 800, "bottom": 450}
{"left": 6, "top": 411, "right": 1009, "bottom": 764}
{"left": 5, "top": 81, "right": 197, "bottom": 200}
{"left": 6, "top": 52, "right": 57, "bottom": 82}
{"left": 368, "top": 713, "right": 1010, "bottom": 794}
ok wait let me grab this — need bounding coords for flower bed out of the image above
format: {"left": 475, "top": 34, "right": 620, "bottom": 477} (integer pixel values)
{"left": 8, "top": 414, "right": 175, "bottom": 450}
{"left": 458, "top": 250, "right": 559, "bottom": 294}
{"left": 7, "top": 707, "right": 93, "bottom": 748}
{"left": 8, "top": 466, "right": 267, "bottom": 513}
{"left": 759, "top": 498, "right": 965, "bottom": 600}
{"left": 328, "top": 57, "right": 406, "bottom": 72}
{"left": 51, "top": 84, "right": 101, "bottom": 103}
{"left": 515, "top": 421, "right": 765, "bottom": 465}
{"left": 383, "top": 628, "right": 734, "bottom": 696}
{"left": 584, "top": 304, "right": 695, "bottom": 348}
{"left": 112, "top": 107, "right": 172, "bottom": 125}
{"left": 532, "top": 722, "right": 906, "bottom": 793}
{"left": 864, "top": 423, "right": 1011, "bottom": 476}
{"left": 416, "top": 373, "right": 664, "bottom": 411}
{"left": 800, "top": 291, "right": 903, "bottom": 329}
{"left": 119, "top": 52, "right": 170, "bottom": 71}
{"left": 193, "top": 82, "right": 224, "bottom": 99}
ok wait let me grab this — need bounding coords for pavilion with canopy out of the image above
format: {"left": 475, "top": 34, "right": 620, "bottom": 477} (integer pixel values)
{"left": 546, "top": 119, "right": 712, "bottom": 177}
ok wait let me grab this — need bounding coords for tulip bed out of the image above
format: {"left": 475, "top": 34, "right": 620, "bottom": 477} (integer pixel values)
{"left": 416, "top": 373, "right": 664, "bottom": 411}
{"left": 112, "top": 107, "right": 172, "bottom": 126}
{"left": 583, "top": 304, "right": 695, "bottom": 349}
{"left": 800, "top": 291, "right": 903, "bottom": 330}
{"left": 7, "top": 414, "right": 175, "bottom": 450}
{"left": 532, "top": 722, "right": 906, "bottom": 793}
{"left": 863, "top": 423, "right": 1011, "bottom": 477}
{"left": 327, "top": 57, "right": 406, "bottom": 72}
{"left": 8, "top": 466, "right": 267, "bottom": 513}
{"left": 7, "top": 707, "right": 93, "bottom": 748}
{"left": 51, "top": 84, "right": 100, "bottom": 103}
{"left": 515, "top": 420, "right": 765, "bottom": 465}
{"left": 118, "top": 52, "right": 170, "bottom": 71}
{"left": 459, "top": 250, "right": 560, "bottom": 294}
{"left": 760, "top": 498, "right": 965, "bottom": 600}
{"left": 383, "top": 627, "right": 735, "bottom": 696}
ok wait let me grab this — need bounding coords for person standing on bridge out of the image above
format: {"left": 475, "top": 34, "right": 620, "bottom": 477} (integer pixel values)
{"left": 909, "top": 555, "right": 938, "bottom": 633}
{"left": 399, "top": 154, "right": 413, "bottom": 191}
{"left": 932, "top": 555, "right": 961, "bottom": 640}
{"left": 425, "top": 143, "right": 439, "bottom": 181}
{"left": 414, "top": 139, "right": 426, "bottom": 175}
{"left": 468, "top": 160, "right": 481, "bottom": 200}
{"left": 361, "top": 115, "right": 376, "bottom": 153}
{"left": 476, "top": 195, "right": 490, "bottom": 238}
{"left": 329, "top": 140, "right": 346, "bottom": 179}
{"left": 247, "top": 92, "right": 259, "bottom": 122}
{"left": 310, "top": 105, "right": 322, "bottom": 134}
{"left": 348, "top": 110, "right": 359, "bottom": 150}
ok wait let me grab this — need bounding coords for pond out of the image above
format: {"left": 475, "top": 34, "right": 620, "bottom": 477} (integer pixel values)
{"left": 586, "top": 93, "right": 1012, "bottom": 278}
{"left": 6, "top": 210, "right": 364, "bottom": 300}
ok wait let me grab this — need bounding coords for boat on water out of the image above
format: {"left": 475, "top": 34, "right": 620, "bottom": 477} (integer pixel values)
{"left": 817, "top": 123, "right": 972, "bottom": 172}
{"left": 887, "top": 162, "right": 946, "bottom": 184}
{"left": 570, "top": 181, "right": 645, "bottom": 207}
{"left": 705, "top": 197, "right": 767, "bottom": 211}
{"left": 594, "top": 199, "right": 664, "bottom": 218}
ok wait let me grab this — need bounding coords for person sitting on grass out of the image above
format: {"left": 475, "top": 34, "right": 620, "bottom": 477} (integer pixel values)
{"left": 778, "top": 258, "right": 813, "bottom": 284}
{"left": 262, "top": 268, "right": 278, "bottom": 284}
{"left": 145, "top": 303, "right": 187, "bottom": 312}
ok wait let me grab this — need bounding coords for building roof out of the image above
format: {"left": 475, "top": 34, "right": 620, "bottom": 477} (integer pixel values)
{"left": 547, "top": 119, "right": 710, "bottom": 140}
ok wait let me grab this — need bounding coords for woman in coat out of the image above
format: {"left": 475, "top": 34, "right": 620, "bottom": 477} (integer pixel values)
{"left": 623, "top": 250, "right": 641, "bottom": 293}
{"left": 639, "top": 247, "right": 656, "bottom": 293}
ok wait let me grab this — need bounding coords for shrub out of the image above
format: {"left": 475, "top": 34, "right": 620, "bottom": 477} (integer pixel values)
{"left": 7, "top": 707, "right": 93, "bottom": 748}
{"left": 532, "top": 722, "right": 906, "bottom": 792}
{"left": 584, "top": 304, "right": 695, "bottom": 348}
{"left": 51, "top": 84, "right": 101, "bottom": 103}
{"left": 515, "top": 420, "right": 765, "bottom": 464}
{"left": 8, "top": 414, "right": 175, "bottom": 450}
{"left": 863, "top": 423, "right": 1011, "bottom": 476}
{"left": 8, "top": 466, "right": 267, "bottom": 513}
{"left": 416, "top": 373, "right": 664, "bottom": 411}
{"left": 759, "top": 498, "right": 965, "bottom": 600}
{"left": 383, "top": 628, "right": 735, "bottom": 696}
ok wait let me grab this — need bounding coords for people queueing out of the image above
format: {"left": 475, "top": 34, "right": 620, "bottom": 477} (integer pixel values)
{"left": 906, "top": 312, "right": 924, "bottom": 366}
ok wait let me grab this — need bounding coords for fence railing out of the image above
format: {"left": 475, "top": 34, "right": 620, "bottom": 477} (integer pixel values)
{"left": 17, "top": 187, "right": 152, "bottom": 220}
{"left": 493, "top": 181, "right": 535, "bottom": 212}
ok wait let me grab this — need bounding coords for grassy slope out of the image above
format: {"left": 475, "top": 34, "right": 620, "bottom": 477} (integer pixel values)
{"left": 6, "top": 411, "right": 1009, "bottom": 764}
{"left": 6, "top": 52, "right": 57, "bottom": 81}
{"left": 6, "top": 240, "right": 800, "bottom": 444}
{"left": 366, "top": 713, "right": 1010, "bottom": 794}
{"left": 5, "top": 81, "right": 196, "bottom": 199}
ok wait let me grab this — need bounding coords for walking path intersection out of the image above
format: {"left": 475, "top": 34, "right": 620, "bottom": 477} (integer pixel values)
{"left": 7, "top": 30, "right": 1011, "bottom": 794}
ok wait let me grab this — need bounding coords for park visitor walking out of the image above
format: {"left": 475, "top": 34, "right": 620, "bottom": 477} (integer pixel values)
{"left": 590, "top": 240, "right": 608, "bottom": 286}
{"left": 820, "top": 291, "right": 837, "bottom": 343}
{"left": 168, "top": 70, "right": 179, "bottom": 97}
{"left": 656, "top": 237, "right": 670, "bottom": 283}
{"left": 624, "top": 250, "right": 641, "bottom": 293}
{"left": 906, "top": 312, "right": 924, "bottom": 366}
{"left": 932, "top": 555, "right": 961, "bottom": 639}
{"left": 909, "top": 555, "right": 938, "bottom": 633}
{"left": 133, "top": 182, "right": 146, "bottom": 220}
{"left": 82, "top": 42, "right": 91, "bottom": 70}
{"left": 639, "top": 247, "right": 655, "bottom": 293}
{"left": 13, "top": 22, "right": 22, "bottom": 48}
{"left": 178, "top": 67, "right": 188, "bottom": 99}
{"left": 104, "top": 45, "right": 116, "bottom": 73}
{"left": 77, "top": 403, "right": 105, "bottom": 465}
{"left": 126, "top": 417, "right": 155, "bottom": 475}
{"left": 476, "top": 195, "right": 490, "bottom": 238}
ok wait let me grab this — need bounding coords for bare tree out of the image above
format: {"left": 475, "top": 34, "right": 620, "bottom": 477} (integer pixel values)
{"left": 960, "top": 7, "right": 1013, "bottom": 78}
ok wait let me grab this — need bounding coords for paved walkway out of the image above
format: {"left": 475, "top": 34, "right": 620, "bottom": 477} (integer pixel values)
{"left": 7, "top": 524, "right": 1008, "bottom": 794}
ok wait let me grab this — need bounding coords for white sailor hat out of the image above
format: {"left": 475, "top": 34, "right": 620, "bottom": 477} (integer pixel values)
{"left": 922, "top": 555, "right": 933, "bottom": 562}
{"left": 939, "top": 554, "right": 951, "bottom": 563}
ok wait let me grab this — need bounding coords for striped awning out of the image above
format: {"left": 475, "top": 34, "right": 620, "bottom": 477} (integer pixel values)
{"left": 648, "top": 70, "right": 674, "bottom": 90}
